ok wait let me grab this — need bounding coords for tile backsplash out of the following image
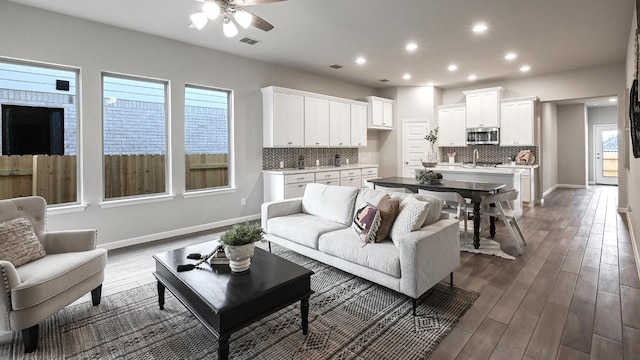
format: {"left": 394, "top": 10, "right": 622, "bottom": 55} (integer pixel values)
{"left": 439, "top": 145, "right": 538, "bottom": 164}
{"left": 263, "top": 148, "right": 359, "bottom": 169}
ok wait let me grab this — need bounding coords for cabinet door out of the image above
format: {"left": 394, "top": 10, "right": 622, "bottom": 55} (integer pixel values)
{"left": 350, "top": 104, "right": 367, "bottom": 147}
{"left": 465, "top": 94, "right": 483, "bottom": 128}
{"left": 304, "top": 97, "right": 330, "bottom": 146}
{"left": 382, "top": 101, "right": 393, "bottom": 128}
{"left": 439, "top": 107, "right": 467, "bottom": 146}
{"left": 274, "top": 92, "right": 304, "bottom": 146}
{"left": 516, "top": 101, "right": 534, "bottom": 145}
{"left": 481, "top": 92, "right": 499, "bottom": 127}
{"left": 284, "top": 182, "right": 308, "bottom": 199}
{"left": 521, "top": 174, "right": 531, "bottom": 203}
{"left": 329, "top": 101, "right": 351, "bottom": 146}
{"left": 340, "top": 177, "right": 361, "bottom": 188}
{"left": 500, "top": 102, "right": 518, "bottom": 146}
{"left": 371, "top": 99, "right": 384, "bottom": 126}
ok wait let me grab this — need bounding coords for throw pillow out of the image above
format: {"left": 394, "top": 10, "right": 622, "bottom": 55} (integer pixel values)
{"left": 352, "top": 202, "right": 382, "bottom": 244}
{"left": 375, "top": 195, "right": 400, "bottom": 242}
{"left": 389, "top": 197, "right": 430, "bottom": 247}
{"left": 0, "top": 216, "right": 46, "bottom": 267}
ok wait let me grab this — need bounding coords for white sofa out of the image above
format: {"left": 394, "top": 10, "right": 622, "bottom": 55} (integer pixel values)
{"left": 261, "top": 183, "right": 460, "bottom": 313}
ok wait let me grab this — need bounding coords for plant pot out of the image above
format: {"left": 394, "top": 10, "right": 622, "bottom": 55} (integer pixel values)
{"left": 224, "top": 243, "right": 255, "bottom": 272}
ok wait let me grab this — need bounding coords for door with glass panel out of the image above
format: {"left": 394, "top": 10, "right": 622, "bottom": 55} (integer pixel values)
{"left": 594, "top": 125, "right": 618, "bottom": 185}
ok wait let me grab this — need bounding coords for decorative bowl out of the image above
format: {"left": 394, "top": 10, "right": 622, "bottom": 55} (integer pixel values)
{"left": 421, "top": 160, "right": 437, "bottom": 168}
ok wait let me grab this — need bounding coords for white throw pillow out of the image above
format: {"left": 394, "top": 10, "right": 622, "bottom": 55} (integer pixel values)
{"left": 389, "top": 197, "right": 430, "bottom": 247}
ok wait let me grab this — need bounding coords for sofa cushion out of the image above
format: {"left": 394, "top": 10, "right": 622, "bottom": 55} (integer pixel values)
{"left": 302, "top": 183, "right": 359, "bottom": 226}
{"left": 267, "top": 213, "right": 347, "bottom": 249}
{"left": 389, "top": 196, "right": 430, "bottom": 246}
{"left": 375, "top": 195, "right": 400, "bottom": 242}
{"left": 389, "top": 193, "right": 443, "bottom": 226}
{"left": 0, "top": 216, "right": 46, "bottom": 267}
{"left": 352, "top": 202, "right": 382, "bottom": 243}
{"left": 12, "top": 248, "right": 107, "bottom": 310}
{"left": 353, "top": 188, "right": 388, "bottom": 215}
{"left": 318, "top": 228, "right": 401, "bottom": 278}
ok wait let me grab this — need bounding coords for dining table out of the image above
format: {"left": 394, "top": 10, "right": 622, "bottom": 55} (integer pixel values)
{"left": 369, "top": 177, "right": 506, "bottom": 249}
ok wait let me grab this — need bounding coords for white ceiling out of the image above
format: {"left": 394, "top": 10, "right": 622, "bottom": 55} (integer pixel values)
{"left": 7, "top": 0, "right": 634, "bottom": 89}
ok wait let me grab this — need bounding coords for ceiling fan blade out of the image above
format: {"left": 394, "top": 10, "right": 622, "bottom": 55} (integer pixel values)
{"left": 239, "top": 7, "right": 275, "bottom": 31}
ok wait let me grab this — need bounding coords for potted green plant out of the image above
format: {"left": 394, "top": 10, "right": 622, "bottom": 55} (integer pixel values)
{"left": 219, "top": 223, "right": 265, "bottom": 272}
{"left": 415, "top": 170, "right": 443, "bottom": 185}
{"left": 423, "top": 127, "right": 439, "bottom": 166}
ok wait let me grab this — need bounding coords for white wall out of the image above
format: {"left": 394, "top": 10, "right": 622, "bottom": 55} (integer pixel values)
{"left": 557, "top": 104, "right": 588, "bottom": 186}
{"left": 540, "top": 102, "right": 558, "bottom": 193}
{"left": 0, "top": 2, "right": 374, "bottom": 246}
{"left": 625, "top": 5, "right": 639, "bottom": 270}
{"left": 587, "top": 106, "right": 618, "bottom": 183}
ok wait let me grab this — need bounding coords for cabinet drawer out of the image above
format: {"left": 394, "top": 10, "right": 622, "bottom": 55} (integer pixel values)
{"left": 284, "top": 173, "right": 315, "bottom": 184}
{"left": 361, "top": 167, "right": 378, "bottom": 176}
{"left": 340, "top": 177, "right": 361, "bottom": 188}
{"left": 315, "top": 171, "right": 340, "bottom": 181}
{"left": 284, "top": 183, "right": 308, "bottom": 199}
{"left": 340, "top": 169, "right": 362, "bottom": 178}
{"left": 315, "top": 179, "right": 340, "bottom": 186}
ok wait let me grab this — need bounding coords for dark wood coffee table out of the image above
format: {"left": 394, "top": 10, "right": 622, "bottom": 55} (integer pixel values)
{"left": 153, "top": 241, "right": 313, "bottom": 360}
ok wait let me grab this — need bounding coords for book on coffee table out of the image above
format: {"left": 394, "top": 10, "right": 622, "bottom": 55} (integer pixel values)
{"left": 209, "top": 249, "right": 229, "bottom": 265}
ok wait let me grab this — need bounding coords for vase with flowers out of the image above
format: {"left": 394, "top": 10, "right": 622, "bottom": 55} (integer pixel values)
{"left": 422, "top": 127, "right": 439, "bottom": 167}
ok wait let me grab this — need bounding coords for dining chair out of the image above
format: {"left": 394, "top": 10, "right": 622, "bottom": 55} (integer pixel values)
{"left": 418, "top": 190, "right": 468, "bottom": 240}
{"left": 479, "top": 189, "right": 526, "bottom": 254}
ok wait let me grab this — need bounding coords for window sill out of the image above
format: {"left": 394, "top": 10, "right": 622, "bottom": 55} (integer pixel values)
{"left": 46, "top": 204, "right": 87, "bottom": 215}
{"left": 99, "top": 194, "right": 176, "bottom": 208}
{"left": 183, "top": 187, "right": 237, "bottom": 199}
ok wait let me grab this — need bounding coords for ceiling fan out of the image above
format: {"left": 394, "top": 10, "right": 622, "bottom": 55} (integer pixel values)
{"left": 190, "top": 0, "right": 286, "bottom": 37}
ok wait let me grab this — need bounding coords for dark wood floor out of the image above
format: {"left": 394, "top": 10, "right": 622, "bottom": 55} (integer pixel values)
{"left": 5, "top": 186, "right": 638, "bottom": 359}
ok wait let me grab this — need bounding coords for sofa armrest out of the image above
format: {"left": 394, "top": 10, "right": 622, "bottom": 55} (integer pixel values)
{"left": 0, "top": 261, "right": 21, "bottom": 331}
{"left": 44, "top": 229, "right": 97, "bottom": 254}
{"left": 398, "top": 218, "right": 460, "bottom": 299}
{"left": 261, "top": 198, "right": 303, "bottom": 231}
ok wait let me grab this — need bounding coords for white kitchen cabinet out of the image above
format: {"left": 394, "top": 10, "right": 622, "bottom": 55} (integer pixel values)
{"left": 500, "top": 96, "right": 538, "bottom": 146}
{"left": 340, "top": 168, "right": 362, "bottom": 188}
{"left": 361, "top": 167, "right": 379, "bottom": 187}
{"left": 366, "top": 96, "right": 394, "bottom": 130}
{"left": 304, "top": 96, "right": 330, "bottom": 146}
{"left": 463, "top": 87, "right": 504, "bottom": 128}
{"left": 329, "top": 101, "right": 351, "bottom": 147}
{"left": 315, "top": 170, "right": 340, "bottom": 186}
{"left": 263, "top": 172, "right": 314, "bottom": 202}
{"left": 350, "top": 103, "right": 368, "bottom": 147}
{"left": 495, "top": 164, "right": 538, "bottom": 206}
{"left": 262, "top": 87, "right": 304, "bottom": 147}
{"left": 438, "top": 104, "right": 467, "bottom": 146}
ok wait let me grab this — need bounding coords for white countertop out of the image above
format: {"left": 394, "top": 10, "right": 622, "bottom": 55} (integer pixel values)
{"left": 435, "top": 165, "right": 524, "bottom": 175}
{"left": 263, "top": 164, "right": 378, "bottom": 175}
{"left": 495, "top": 163, "right": 539, "bottom": 169}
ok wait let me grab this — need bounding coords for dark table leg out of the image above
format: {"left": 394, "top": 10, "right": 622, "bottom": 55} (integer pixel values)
{"left": 157, "top": 281, "right": 165, "bottom": 310}
{"left": 301, "top": 295, "right": 310, "bottom": 335}
{"left": 218, "top": 335, "right": 230, "bottom": 360}
{"left": 473, "top": 200, "right": 481, "bottom": 249}
{"left": 489, "top": 216, "right": 497, "bottom": 238}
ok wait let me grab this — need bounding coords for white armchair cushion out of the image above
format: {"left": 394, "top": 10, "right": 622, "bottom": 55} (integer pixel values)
{"left": 0, "top": 216, "right": 46, "bottom": 267}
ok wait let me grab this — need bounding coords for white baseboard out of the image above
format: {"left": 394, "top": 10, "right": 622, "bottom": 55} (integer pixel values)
{"left": 543, "top": 184, "right": 559, "bottom": 197}
{"left": 626, "top": 211, "right": 640, "bottom": 287}
{"left": 556, "top": 184, "right": 587, "bottom": 189}
{"left": 99, "top": 213, "right": 261, "bottom": 250}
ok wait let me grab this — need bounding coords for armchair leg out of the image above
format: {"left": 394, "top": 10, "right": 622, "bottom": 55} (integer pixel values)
{"left": 22, "top": 324, "right": 38, "bottom": 353}
{"left": 91, "top": 284, "right": 103, "bottom": 306}
{"left": 450, "top": 272, "right": 454, "bottom": 287}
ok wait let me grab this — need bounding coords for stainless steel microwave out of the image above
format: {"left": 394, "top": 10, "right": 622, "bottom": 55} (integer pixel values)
{"left": 466, "top": 127, "right": 500, "bottom": 145}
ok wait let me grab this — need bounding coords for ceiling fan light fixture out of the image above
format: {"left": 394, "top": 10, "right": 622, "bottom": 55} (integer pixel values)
{"left": 190, "top": 12, "right": 209, "bottom": 30}
{"left": 223, "top": 17, "right": 239, "bottom": 37}
{"left": 202, "top": 2, "right": 220, "bottom": 20}
{"left": 234, "top": 10, "right": 253, "bottom": 29}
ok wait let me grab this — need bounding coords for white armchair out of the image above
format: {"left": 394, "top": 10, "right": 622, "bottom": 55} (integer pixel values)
{"left": 0, "top": 196, "right": 107, "bottom": 353}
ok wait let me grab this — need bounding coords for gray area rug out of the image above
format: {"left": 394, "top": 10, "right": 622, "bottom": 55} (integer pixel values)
{"left": 4, "top": 246, "right": 479, "bottom": 359}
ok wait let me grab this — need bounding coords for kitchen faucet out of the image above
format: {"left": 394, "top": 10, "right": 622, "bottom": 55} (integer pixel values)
{"left": 473, "top": 149, "right": 479, "bottom": 168}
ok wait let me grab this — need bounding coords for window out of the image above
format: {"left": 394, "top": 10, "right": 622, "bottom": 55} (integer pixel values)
{"left": 103, "top": 74, "right": 168, "bottom": 199}
{"left": 184, "top": 85, "right": 231, "bottom": 191}
{"left": 0, "top": 60, "right": 78, "bottom": 205}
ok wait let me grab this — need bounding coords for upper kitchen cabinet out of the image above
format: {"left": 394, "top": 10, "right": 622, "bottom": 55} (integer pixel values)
{"left": 463, "top": 87, "right": 504, "bottom": 128}
{"left": 500, "top": 96, "right": 538, "bottom": 146}
{"left": 304, "top": 96, "right": 330, "bottom": 146}
{"left": 262, "top": 86, "right": 304, "bottom": 147}
{"left": 438, "top": 104, "right": 466, "bottom": 147}
{"left": 366, "top": 96, "right": 394, "bottom": 130}
{"left": 350, "top": 103, "right": 368, "bottom": 147}
{"left": 329, "top": 101, "right": 351, "bottom": 147}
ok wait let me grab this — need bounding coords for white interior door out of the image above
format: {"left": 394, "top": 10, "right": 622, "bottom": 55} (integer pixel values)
{"left": 402, "top": 121, "right": 429, "bottom": 178}
{"left": 594, "top": 124, "right": 618, "bottom": 185}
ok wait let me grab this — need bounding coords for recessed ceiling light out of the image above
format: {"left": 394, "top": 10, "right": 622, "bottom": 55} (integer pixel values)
{"left": 472, "top": 23, "right": 488, "bottom": 33}
{"left": 355, "top": 57, "right": 366, "bottom": 65}
{"left": 468, "top": 74, "right": 477, "bottom": 81}
{"left": 427, "top": 81, "right": 435, "bottom": 86}
{"left": 406, "top": 42, "right": 418, "bottom": 52}
{"left": 403, "top": 73, "right": 412, "bottom": 80}
{"left": 505, "top": 52, "right": 517, "bottom": 61}
{"left": 609, "top": 98, "right": 617, "bottom": 102}
{"left": 448, "top": 64, "right": 458, "bottom": 71}
{"left": 520, "top": 65, "right": 531, "bottom": 72}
